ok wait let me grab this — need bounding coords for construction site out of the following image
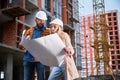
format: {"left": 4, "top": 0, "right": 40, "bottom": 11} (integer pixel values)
{"left": 0, "top": 0, "right": 120, "bottom": 80}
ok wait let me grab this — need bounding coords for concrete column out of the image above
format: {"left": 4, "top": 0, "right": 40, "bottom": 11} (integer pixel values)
{"left": 62, "top": 0, "right": 67, "bottom": 24}
{"left": 18, "top": 66, "right": 24, "bottom": 80}
{"left": 38, "top": 0, "right": 42, "bottom": 10}
{"left": 6, "top": 53, "right": 13, "bottom": 80}
{"left": 51, "top": 0, "right": 54, "bottom": 20}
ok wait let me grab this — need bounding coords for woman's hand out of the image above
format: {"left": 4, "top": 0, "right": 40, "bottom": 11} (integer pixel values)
{"left": 64, "top": 47, "right": 72, "bottom": 56}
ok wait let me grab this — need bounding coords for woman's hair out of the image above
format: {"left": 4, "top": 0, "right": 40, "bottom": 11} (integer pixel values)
{"left": 57, "top": 26, "right": 66, "bottom": 42}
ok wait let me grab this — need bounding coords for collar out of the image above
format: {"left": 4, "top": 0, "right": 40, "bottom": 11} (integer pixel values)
{"left": 34, "top": 26, "right": 46, "bottom": 31}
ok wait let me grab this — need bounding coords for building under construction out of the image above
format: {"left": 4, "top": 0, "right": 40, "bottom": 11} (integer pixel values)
{"left": 78, "top": 0, "right": 120, "bottom": 79}
{"left": 79, "top": 10, "right": 120, "bottom": 80}
{"left": 0, "top": 0, "right": 80, "bottom": 80}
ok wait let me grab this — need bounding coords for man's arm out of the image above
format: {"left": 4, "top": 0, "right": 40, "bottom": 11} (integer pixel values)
{"left": 41, "top": 28, "right": 51, "bottom": 37}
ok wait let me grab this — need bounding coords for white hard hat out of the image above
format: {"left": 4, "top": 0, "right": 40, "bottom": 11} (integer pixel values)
{"left": 50, "top": 18, "right": 63, "bottom": 28}
{"left": 35, "top": 11, "right": 47, "bottom": 20}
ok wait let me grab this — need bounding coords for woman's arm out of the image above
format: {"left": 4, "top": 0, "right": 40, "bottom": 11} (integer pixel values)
{"left": 64, "top": 33, "right": 74, "bottom": 55}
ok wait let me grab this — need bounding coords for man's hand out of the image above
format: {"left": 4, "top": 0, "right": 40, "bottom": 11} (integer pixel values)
{"left": 19, "top": 43, "right": 25, "bottom": 50}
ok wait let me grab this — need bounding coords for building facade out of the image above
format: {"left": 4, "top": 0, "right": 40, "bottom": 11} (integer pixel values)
{"left": 107, "top": 10, "right": 120, "bottom": 74}
{"left": 80, "top": 10, "right": 120, "bottom": 77}
{"left": 80, "top": 15, "right": 95, "bottom": 77}
{"left": 0, "top": 0, "right": 79, "bottom": 80}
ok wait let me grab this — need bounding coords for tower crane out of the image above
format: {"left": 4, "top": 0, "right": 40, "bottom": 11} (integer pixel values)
{"left": 91, "top": 0, "right": 115, "bottom": 79}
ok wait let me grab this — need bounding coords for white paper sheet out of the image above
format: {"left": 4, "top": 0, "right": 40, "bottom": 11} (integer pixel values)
{"left": 21, "top": 33, "right": 65, "bottom": 66}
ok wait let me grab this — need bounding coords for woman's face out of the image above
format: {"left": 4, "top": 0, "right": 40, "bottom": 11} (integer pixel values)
{"left": 50, "top": 24, "right": 60, "bottom": 33}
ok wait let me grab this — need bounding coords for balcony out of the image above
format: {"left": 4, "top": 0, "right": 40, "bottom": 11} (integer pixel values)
{"left": 68, "top": 0, "right": 73, "bottom": 6}
{"left": 70, "top": 16, "right": 79, "bottom": 23}
{"left": 26, "top": 0, "right": 38, "bottom": 11}
{"left": 8, "top": 0, "right": 23, "bottom": 7}
{"left": 1, "top": 0, "right": 30, "bottom": 17}
{"left": 45, "top": 0, "right": 51, "bottom": 12}
{"left": 2, "top": 6, "right": 30, "bottom": 17}
{"left": 63, "top": 24, "right": 75, "bottom": 31}
{"left": 0, "top": 0, "right": 30, "bottom": 24}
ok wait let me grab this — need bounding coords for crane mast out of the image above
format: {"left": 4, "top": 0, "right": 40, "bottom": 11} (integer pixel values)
{"left": 92, "top": 0, "right": 115, "bottom": 79}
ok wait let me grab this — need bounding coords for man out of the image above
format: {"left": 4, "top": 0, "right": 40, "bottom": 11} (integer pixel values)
{"left": 19, "top": 11, "right": 51, "bottom": 80}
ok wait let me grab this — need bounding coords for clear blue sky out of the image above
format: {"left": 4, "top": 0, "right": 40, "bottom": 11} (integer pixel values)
{"left": 105, "top": 0, "right": 120, "bottom": 12}
{"left": 79, "top": 0, "right": 120, "bottom": 27}
{"left": 79, "top": 0, "right": 120, "bottom": 16}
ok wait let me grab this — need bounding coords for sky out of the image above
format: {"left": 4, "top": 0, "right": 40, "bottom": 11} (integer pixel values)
{"left": 79, "top": 0, "right": 120, "bottom": 16}
{"left": 79, "top": 0, "right": 120, "bottom": 27}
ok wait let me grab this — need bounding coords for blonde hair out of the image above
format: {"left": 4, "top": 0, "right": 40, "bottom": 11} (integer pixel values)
{"left": 57, "top": 26, "right": 66, "bottom": 42}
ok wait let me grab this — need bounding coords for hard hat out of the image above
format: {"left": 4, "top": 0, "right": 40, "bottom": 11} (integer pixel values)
{"left": 35, "top": 11, "right": 47, "bottom": 20}
{"left": 50, "top": 18, "right": 63, "bottom": 28}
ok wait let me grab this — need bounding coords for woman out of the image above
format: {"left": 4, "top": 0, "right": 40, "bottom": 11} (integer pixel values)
{"left": 48, "top": 18, "right": 79, "bottom": 80}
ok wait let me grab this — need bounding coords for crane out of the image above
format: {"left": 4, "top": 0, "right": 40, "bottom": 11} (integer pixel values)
{"left": 91, "top": 0, "right": 115, "bottom": 79}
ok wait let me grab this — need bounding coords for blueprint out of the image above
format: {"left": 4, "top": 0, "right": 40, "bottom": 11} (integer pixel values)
{"left": 21, "top": 33, "right": 65, "bottom": 66}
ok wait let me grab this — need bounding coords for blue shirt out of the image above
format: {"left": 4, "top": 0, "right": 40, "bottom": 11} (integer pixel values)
{"left": 23, "top": 26, "right": 46, "bottom": 62}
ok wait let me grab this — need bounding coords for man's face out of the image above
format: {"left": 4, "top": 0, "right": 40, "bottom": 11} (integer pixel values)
{"left": 50, "top": 24, "right": 59, "bottom": 33}
{"left": 35, "top": 18, "right": 45, "bottom": 28}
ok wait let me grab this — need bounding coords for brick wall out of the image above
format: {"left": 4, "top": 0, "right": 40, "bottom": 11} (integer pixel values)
{"left": 2, "top": 21, "right": 17, "bottom": 47}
